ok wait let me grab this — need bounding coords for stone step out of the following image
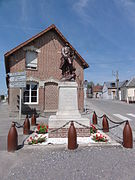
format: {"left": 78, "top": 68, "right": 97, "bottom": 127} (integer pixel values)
{"left": 40, "top": 112, "right": 56, "bottom": 118}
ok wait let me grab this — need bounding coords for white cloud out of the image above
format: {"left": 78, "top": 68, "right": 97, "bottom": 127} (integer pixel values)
{"left": 114, "top": 0, "right": 135, "bottom": 25}
{"left": 21, "top": 0, "right": 28, "bottom": 24}
{"left": 73, "top": 0, "right": 91, "bottom": 24}
{"left": 119, "top": 0, "right": 135, "bottom": 5}
{"left": 72, "top": 0, "right": 122, "bottom": 49}
{"left": 18, "top": 0, "right": 43, "bottom": 35}
{"left": 73, "top": 0, "right": 89, "bottom": 11}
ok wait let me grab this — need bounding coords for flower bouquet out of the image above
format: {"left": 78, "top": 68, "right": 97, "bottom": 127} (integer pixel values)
{"left": 27, "top": 134, "right": 46, "bottom": 145}
{"left": 90, "top": 124, "right": 97, "bottom": 134}
{"left": 36, "top": 123, "right": 48, "bottom": 134}
{"left": 92, "top": 132, "right": 108, "bottom": 142}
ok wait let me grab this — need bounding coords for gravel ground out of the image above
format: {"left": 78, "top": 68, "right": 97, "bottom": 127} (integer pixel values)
{"left": 2, "top": 145, "right": 135, "bottom": 180}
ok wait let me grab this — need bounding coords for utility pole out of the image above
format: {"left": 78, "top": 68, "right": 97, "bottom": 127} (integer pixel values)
{"left": 112, "top": 70, "right": 119, "bottom": 100}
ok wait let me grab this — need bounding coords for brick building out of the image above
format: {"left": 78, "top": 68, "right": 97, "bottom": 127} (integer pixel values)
{"left": 4, "top": 24, "right": 89, "bottom": 116}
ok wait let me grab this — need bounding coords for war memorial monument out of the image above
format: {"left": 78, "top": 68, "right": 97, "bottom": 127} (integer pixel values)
{"left": 49, "top": 43, "right": 89, "bottom": 138}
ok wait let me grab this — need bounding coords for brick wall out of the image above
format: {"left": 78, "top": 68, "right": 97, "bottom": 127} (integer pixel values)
{"left": 49, "top": 128, "right": 90, "bottom": 138}
{"left": 8, "top": 30, "right": 84, "bottom": 116}
{"left": 44, "top": 82, "right": 58, "bottom": 111}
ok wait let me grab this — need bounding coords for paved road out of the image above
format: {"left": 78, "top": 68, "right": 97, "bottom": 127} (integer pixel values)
{"left": 86, "top": 98, "right": 135, "bottom": 143}
{"left": 86, "top": 98, "right": 135, "bottom": 123}
{"left": 0, "top": 102, "right": 47, "bottom": 151}
{"left": 0, "top": 102, "right": 13, "bottom": 151}
{"left": 0, "top": 102, "right": 31, "bottom": 151}
{"left": 0, "top": 100, "right": 135, "bottom": 180}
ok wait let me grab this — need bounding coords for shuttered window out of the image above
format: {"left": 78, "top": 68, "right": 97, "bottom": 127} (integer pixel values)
{"left": 26, "top": 51, "right": 37, "bottom": 69}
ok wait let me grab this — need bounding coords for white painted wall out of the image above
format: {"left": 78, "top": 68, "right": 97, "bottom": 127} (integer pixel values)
{"left": 119, "top": 90, "right": 121, "bottom": 100}
{"left": 121, "top": 87, "right": 135, "bottom": 102}
{"left": 127, "top": 88, "right": 135, "bottom": 96}
{"left": 127, "top": 88, "right": 135, "bottom": 101}
{"left": 102, "top": 84, "right": 109, "bottom": 99}
{"left": 102, "top": 84, "right": 116, "bottom": 99}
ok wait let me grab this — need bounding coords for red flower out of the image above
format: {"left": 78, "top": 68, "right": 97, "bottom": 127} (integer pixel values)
{"left": 37, "top": 125, "right": 40, "bottom": 130}
{"left": 100, "top": 134, "right": 102, "bottom": 138}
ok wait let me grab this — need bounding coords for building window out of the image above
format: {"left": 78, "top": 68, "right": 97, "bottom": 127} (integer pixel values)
{"left": 23, "top": 82, "right": 38, "bottom": 104}
{"left": 111, "top": 83, "right": 115, "bottom": 87}
{"left": 26, "top": 51, "right": 38, "bottom": 70}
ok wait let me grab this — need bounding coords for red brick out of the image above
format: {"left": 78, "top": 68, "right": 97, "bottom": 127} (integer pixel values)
{"left": 49, "top": 128, "right": 90, "bottom": 138}
{"left": 7, "top": 30, "right": 85, "bottom": 116}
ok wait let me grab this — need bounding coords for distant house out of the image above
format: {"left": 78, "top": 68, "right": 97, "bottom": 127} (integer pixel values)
{"left": 4, "top": 24, "right": 89, "bottom": 116}
{"left": 102, "top": 81, "right": 126, "bottom": 100}
{"left": 92, "top": 86, "right": 103, "bottom": 98}
{"left": 102, "top": 82, "right": 117, "bottom": 99}
{"left": 121, "top": 78, "right": 135, "bottom": 103}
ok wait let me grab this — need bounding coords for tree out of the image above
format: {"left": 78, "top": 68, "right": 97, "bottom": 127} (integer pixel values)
{"left": 87, "top": 81, "right": 94, "bottom": 89}
{"left": 96, "top": 83, "right": 102, "bottom": 86}
{"left": 0, "top": 95, "right": 5, "bottom": 100}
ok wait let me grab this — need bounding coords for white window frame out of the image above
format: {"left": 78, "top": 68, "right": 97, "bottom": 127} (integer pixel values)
{"left": 23, "top": 82, "right": 39, "bottom": 105}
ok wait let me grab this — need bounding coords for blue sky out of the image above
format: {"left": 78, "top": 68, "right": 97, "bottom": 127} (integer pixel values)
{"left": 1, "top": 0, "right": 135, "bottom": 94}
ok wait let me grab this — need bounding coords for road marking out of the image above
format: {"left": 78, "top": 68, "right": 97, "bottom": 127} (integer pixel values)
{"left": 127, "top": 113, "right": 135, "bottom": 118}
{"left": 113, "top": 114, "right": 132, "bottom": 121}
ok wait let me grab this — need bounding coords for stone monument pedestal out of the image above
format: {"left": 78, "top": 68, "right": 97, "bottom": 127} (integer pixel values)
{"left": 49, "top": 81, "right": 90, "bottom": 138}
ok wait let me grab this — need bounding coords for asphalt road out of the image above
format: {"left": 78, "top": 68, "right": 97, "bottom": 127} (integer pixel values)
{"left": 0, "top": 102, "right": 12, "bottom": 151}
{"left": 87, "top": 98, "right": 135, "bottom": 120}
{"left": 0, "top": 102, "right": 27, "bottom": 151}
{"left": 86, "top": 98, "right": 135, "bottom": 143}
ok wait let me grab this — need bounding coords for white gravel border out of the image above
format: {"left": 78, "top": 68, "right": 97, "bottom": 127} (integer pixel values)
{"left": 25, "top": 131, "right": 121, "bottom": 147}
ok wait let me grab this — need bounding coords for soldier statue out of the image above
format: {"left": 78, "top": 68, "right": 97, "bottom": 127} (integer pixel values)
{"left": 59, "top": 43, "right": 76, "bottom": 81}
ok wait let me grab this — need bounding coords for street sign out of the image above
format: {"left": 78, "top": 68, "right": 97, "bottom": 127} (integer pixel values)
{"left": 8, "top": 71, "right": 26, "bottom": 121}
{"left": 9, "top": 76, "right": 26, "bottom": 82}
{"left": 9, "top": 71, "right": 26, "bottom": 88}
{"left": 8, "top": 71, "right": 26, "bottom": 77}
{"left": 9, "top": 81, "right": 26, "bottom": 88}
